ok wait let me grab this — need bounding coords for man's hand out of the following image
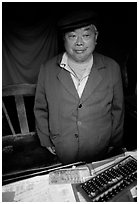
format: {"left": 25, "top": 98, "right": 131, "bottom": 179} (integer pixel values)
{"left": 47, "top": 146, "right": 56, "bottom": 155}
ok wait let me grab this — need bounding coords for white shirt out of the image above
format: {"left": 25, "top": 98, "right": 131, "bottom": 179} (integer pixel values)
{"left": 60, "top": 52, "right": 93, "bottom": 98}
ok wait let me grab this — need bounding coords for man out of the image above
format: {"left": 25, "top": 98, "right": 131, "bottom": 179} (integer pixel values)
{"left": 34, "top": 10, "right": 124, "bottom": 164}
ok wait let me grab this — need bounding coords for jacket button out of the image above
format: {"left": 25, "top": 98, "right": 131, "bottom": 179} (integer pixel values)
{"left": 75, "top": 134, "right": 78, "bottom": 138}
{"left": 78, "top": 104, "right": 82, "bottom": 108}
{"left": 77, "top": 121, "right": 82, "bottom": 126}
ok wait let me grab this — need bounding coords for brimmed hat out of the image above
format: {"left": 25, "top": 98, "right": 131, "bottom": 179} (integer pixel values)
{"left": 57, "top": 9, "right": 98, "bottom": 33}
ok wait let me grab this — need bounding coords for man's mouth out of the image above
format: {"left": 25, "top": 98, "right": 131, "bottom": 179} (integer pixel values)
{"left": 74, "top": 49, "right": 86, "bottom": 54}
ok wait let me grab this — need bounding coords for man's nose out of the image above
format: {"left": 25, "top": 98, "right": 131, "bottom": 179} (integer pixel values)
{"left": 75, "top": 36, "right": 84, "bottom": 46}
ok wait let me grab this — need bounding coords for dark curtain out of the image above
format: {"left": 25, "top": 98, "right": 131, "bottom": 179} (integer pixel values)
{"left": 2, "top": 4, "right": 58, "bottom": 86}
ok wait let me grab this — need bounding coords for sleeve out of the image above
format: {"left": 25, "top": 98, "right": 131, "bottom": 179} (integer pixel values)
{"left": 34, "top": 64, "right": 53, "bottom": 148}
{"left": 110, "top": 62, "right": 125, "bottom": 148}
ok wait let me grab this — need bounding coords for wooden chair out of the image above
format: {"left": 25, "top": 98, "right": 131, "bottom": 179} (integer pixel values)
{"left": 3, "top": 84, "right": 36, "bottom": 138}
{"left": 2, "top": 84, "right": 61, "bottom": 182}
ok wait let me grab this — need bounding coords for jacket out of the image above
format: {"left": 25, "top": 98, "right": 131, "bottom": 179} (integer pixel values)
{"left": 34, "top": 52, "right": 124, "bottom": 164}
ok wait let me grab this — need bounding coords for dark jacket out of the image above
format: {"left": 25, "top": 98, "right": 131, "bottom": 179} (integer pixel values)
{"left": 34, "top": 52, "right": 124, "bottom": 164}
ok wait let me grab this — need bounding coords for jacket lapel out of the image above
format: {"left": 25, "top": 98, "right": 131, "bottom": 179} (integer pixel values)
{"left": 80, "top": 53, "right": 104, "bottom": 103}
{"left": 57, "top": 68, "right": 79, "bottom": 100}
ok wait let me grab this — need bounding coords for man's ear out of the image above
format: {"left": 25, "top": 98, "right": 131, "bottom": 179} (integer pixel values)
{"left": 95, "top": 31, "right": 99, "bottom": 41}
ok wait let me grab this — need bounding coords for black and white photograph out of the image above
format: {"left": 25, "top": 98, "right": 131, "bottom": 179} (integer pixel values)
{"left": 2, "top": 1, "right": 137, "bottom": 202}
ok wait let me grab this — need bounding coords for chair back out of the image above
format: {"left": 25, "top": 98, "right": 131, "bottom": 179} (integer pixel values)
{"left": 2, "top": 83, "right": 61, "bottom": 179}
{"left": 3, "top": 84, "right": 36, "bottom": 136}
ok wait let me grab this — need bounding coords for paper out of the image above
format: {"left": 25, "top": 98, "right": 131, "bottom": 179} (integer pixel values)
{"left": 2, "top": 174, "right": 76, "bottom": 202}
{"left": 130, "top": 185, "right": 137, "bottom": 198}
{"left": 2, "top": 191, "right": 15, "bottom": 202}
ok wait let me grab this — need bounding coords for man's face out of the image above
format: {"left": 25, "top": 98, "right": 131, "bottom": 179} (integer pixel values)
{"left": 64, "top": 25, "right": 98, "bottom": 63}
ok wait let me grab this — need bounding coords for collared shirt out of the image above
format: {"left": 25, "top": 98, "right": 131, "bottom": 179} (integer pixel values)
{"left": 60, "top": 52, "right": 93, "bottom": 98}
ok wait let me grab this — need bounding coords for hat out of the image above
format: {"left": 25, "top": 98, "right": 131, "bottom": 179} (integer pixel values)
{"left": 57, "top": 9, "right": 98, "bottom": 33}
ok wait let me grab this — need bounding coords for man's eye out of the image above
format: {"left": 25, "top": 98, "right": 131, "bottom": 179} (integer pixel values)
{"left": 83, "top": 34, "right": 90, "bottom": 37}
{"left": 68, "top": 34, "right": 76, "bottom": 38}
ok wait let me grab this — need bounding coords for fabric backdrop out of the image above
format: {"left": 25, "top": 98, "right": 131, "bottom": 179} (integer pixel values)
{"left": 2, "top": 18, "right": 58, "bottom": 86}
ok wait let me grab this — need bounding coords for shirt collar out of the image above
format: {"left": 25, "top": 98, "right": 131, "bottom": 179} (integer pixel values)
{"left": 60, "top": 52, "right": 68, "bottom": 69}
{"left": 60, "top": 52, "right": 93, "bottom": 75}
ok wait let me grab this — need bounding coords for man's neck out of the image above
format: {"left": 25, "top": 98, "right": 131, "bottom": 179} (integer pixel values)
{"left": 67, "top": 54, "right": 93, "bottom": 70}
